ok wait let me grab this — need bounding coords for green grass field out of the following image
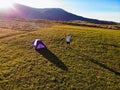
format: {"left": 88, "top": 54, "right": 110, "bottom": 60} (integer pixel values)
{"left": 0, "top": 24, "right": 120, "bottom": 90}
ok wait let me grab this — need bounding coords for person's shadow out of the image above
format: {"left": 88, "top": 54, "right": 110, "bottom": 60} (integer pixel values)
{"left": 36, "top": 48, "right": 68, "bottom": 71}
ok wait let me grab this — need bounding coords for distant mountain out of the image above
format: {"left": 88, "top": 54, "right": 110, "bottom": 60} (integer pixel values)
{"left": 0, "top": 3, "right": 116, "bottom": 24}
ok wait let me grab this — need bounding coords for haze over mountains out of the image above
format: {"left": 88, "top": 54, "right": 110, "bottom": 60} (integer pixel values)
{"left": 0, "top": 3, "right": 117, "bottom": 24}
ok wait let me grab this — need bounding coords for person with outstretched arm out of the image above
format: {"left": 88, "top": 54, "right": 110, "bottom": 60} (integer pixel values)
{"left": 66, "top": 34, "right": 71, "bottom": 48}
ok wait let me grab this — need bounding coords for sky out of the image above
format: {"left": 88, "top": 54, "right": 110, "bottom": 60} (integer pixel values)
{"left": 1, "top": 0, "right": 120, "bottom": 22}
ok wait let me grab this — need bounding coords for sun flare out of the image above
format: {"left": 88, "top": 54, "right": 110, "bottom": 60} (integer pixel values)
{"left": 0, "top": 1, "right": 15, "bottom": 9}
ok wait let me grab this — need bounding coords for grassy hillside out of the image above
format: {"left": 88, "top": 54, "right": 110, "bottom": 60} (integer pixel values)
{"left": 0, "top": 24, "right": 120, "bottom": 90}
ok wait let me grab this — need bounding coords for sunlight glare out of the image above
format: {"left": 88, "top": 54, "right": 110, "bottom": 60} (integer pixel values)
{"left": 0, "top": 0, "right": 15, "bottom": 9}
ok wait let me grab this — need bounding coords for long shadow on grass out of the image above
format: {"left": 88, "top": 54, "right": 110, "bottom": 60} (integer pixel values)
{"left": 81, "top": 53, "right": 120, "bottom": 76}
{"left": 37, "top": 48, "right": 68, "bottom": 71}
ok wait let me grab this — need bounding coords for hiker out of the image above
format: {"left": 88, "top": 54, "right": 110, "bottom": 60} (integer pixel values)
{"left": 66, "top": 34, "right": 71, "bottom": 48}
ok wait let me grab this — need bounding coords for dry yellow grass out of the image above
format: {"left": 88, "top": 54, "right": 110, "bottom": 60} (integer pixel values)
{"left": 0, "top": 24, "right": 120, "bottom": 90}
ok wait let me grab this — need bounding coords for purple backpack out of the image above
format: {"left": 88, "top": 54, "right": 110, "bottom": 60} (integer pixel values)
{"left": 32, "top": 39, "right": 46, "bottom": 50}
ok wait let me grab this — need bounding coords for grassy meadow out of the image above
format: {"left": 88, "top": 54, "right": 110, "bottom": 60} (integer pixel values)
{"left": 0, "top": 24, "right": 120, "bottom": 90}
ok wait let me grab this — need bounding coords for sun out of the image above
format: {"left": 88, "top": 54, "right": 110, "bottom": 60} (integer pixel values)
{"left": 0, "top": 1, "right": 15, "bottom": 10}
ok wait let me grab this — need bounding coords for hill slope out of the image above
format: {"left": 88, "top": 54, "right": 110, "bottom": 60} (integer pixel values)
{"left": 0, "top": 23, "right": 120, "bottom": 89}
{"left": 0, "top": 3, "right": 116, "bottom": 24}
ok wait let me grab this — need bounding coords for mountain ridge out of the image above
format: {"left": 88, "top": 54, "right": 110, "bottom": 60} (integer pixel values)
{"left": 0, "top": 3, "right": 117, "bottom": 24}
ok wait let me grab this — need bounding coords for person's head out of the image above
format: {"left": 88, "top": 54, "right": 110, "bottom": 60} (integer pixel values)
{"left": 68, "top": 34, "right": 71, "bottom": 36}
